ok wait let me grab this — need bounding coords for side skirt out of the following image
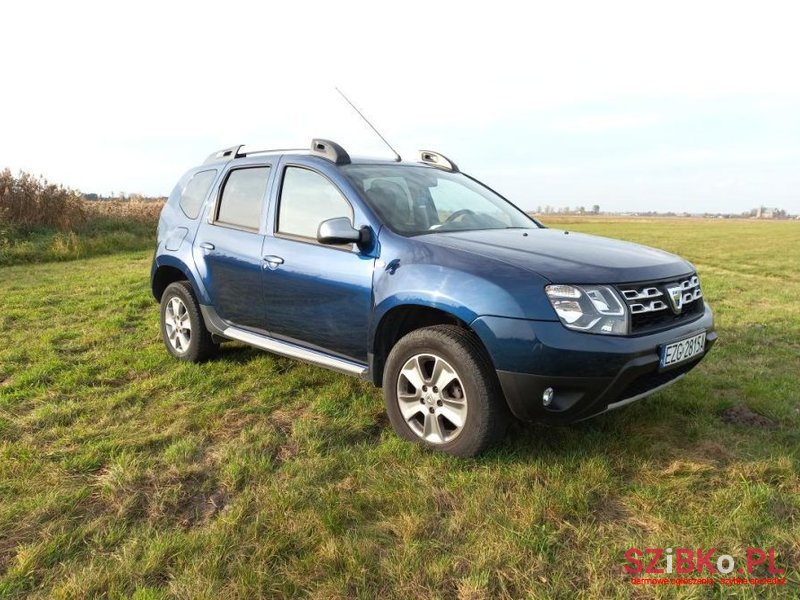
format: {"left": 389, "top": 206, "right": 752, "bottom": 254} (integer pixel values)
{"left": 200, "top": 305, "right": 369, "bottom": 379}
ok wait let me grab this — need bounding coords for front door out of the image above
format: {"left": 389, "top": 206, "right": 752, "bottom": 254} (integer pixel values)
{"left": 261, "top": 164, "right": 374, "bottom": 362}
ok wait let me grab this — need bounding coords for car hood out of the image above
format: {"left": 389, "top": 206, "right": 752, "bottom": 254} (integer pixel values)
{"left": 416, "top": 228, "right": 694, "bottom": 284}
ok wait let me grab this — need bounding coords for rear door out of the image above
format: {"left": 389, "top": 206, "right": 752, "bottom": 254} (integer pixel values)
{"left": 261, "top": 159, "right": 375, "bottom": 362}
{"left": 194, "top": 162, "right": 273, "bottom": 329}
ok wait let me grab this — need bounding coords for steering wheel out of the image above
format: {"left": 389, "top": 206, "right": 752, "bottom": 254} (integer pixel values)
{"left": 442, "top": 209, "right": 476, "bottom": 225}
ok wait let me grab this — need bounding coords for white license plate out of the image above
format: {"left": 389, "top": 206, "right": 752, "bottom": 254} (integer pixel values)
{"left": 660, "top": 332, "right": 706, "bottom": 368}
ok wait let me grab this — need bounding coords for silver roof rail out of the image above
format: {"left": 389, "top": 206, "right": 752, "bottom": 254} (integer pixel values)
{"left": 204, "top": 145, "right": 311, "bottom": 164}
{"left": 240, "top": 147, "right": 307, "bottom": 158}
{"left": 204, "top": 140, "right": 349, "bottom": 165}
{"left": 418, "top": 150, "right": 458, "bottom": 172}
{"left": 310, "top": 139, "right": 351, "bottom": 165}
{"left": 204, "top": 145, "right": 244, "bottom": 164}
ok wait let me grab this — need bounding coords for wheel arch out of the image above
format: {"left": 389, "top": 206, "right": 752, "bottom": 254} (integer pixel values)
{"left": 151, "top": 256, "right": 207, "bottom": 303}
{"left": 369, "top": 303, "right": 492, "bottom": 387}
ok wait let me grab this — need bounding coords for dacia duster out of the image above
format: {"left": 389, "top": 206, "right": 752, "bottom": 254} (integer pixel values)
{"left": 151, "top": 139, "right": 716, "bottom": 456}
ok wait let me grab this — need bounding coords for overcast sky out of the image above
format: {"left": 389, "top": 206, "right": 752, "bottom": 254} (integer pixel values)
{"left": 1, "top": 0, "right": 798, "bottom": 213}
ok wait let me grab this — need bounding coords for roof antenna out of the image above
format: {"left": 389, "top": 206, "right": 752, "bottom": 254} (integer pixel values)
{"left": 335, "top": 87, "right": 402, "bottom": 162}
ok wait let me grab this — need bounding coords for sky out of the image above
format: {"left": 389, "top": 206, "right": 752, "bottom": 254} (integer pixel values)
{"left": 1, "top": 0, "right": 798, "bottom": 214}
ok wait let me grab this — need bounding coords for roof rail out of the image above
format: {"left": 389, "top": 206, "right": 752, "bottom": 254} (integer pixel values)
{"left": 204, "top": 145, "right": 244, "bottom": 164}
{"left": 310, "top": 139, "right": 351, "bottom": 165}
{"left": 204, "top": 140, "right": 352, "bottom": 165}
{"left": 203, "top": 145, "right": 312, "bottom": 164}
{"left": 418, "top": 150, "right": 458, "bottom": 172}
{"left": 240, "top": 147, "right": 307, "bottom": 158}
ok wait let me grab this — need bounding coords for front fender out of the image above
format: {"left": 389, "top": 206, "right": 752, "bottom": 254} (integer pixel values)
{"left": 371, "top": 232, "right": 557, "bottom": 343}
{"left": 372, "top": 264, "right": 522, "bottom": 337}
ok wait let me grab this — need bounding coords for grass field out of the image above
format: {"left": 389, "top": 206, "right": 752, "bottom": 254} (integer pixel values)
{"left": 0, "top": 218, "right": 798, "bottom": 598}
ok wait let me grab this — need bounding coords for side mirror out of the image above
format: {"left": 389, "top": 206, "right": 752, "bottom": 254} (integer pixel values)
{"left": 317, "top": 217, "right": 367, "bottom": 246}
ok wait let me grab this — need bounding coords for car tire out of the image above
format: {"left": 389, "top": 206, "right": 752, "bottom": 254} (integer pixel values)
{"left": 159, "top": 281, "right": 219, "bottom": 362}
{"left": 383, "top": 324, "right": 510, "bottom": 457}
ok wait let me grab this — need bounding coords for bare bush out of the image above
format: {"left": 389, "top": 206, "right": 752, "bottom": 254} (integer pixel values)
{"left": 0, "top": 169, "right": 166, "bottom": 231}
{"left": 0, "top": 169, "right": 87, "bottom": 230}
{"left": 84, "top": 199, "right": 164, "bottom": 224}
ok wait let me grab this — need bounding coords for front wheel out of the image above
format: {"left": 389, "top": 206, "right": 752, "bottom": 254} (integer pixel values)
{"left": 382, "top": 325, "right": 510, "bottom": 457}
{"left": 159, "top": 281, "right": 218, "bottom": 362}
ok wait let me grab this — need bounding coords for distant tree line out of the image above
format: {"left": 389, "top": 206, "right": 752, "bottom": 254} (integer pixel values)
{"left": 529, "top": 204, "right": 797, "bottom": 219}
{"left": 534, "top": 205, "right": 601, "bottom": 214}
{"left": 83, "top": 191, "right": 166, "bottom": 202}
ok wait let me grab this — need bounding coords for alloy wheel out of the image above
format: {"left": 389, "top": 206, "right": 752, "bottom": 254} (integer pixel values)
{"left": 396, "top": 353, "right": 468, "bottom": 444}
{"left": 164, "top": 296, "right": 191, "bottom": 353}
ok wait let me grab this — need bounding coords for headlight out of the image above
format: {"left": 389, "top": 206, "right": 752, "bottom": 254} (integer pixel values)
{"left": 545, "top": 284, "right": 628, "bottom": 335}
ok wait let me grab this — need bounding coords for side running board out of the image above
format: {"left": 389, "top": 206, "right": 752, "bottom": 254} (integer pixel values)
{"left": 200, "top": 306, "right": 368, "bottom": 378}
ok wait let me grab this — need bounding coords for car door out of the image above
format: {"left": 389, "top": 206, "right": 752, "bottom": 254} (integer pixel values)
{"left": 261, "top": 159, "right": 375, "bottom": 362}
{"left": 193, "top": 162, "right": 273, "bottom": 329}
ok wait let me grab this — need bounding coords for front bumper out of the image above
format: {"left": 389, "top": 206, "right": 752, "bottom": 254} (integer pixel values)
{"left": 472, "top": 303, "right": 716, "bottom": 423}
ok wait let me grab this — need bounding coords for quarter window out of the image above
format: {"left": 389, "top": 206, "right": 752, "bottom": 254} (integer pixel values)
{"left": 277, "top": 167, "right": 353, "bottom": 239}
{"left": 179, "top": 170, "right": 217, "bottom": 219}
{"left": 215, "top": 167, "right": 270, "bottom": 230}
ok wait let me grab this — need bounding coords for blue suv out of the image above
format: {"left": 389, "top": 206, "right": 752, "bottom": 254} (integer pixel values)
{"left": 151, "top": 139, "right": 716, "bottom": 456}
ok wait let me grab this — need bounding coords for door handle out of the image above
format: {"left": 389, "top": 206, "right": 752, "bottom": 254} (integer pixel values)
{"left": 263, "top": 255, "right": 284, "bottom": 270}
{"left": 199, "top": 242, "right": 215, "bottom": 250}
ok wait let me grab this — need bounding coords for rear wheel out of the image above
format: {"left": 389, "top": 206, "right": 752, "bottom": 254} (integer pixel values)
{"left": 383, "top": 325, "right": 509, "bottom": 457}
{"left": 159, "top": 281, "right": 218, "bottom": 362}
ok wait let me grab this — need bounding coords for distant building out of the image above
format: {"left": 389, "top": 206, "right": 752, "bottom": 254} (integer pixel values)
{"left": 754, "top": 206, "right": 788, "bottom": 219}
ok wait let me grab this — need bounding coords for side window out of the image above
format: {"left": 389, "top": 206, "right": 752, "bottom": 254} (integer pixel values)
{"left": 277, "top": 167, "right": 353, "bottom": 239}
{"left": 179, "top": 170, "right": 217, "bottom": 219}
{"left": 215, "top": 167, "right": 270, "bottom": 230}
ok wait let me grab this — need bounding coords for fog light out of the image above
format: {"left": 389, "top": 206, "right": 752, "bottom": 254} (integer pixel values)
{"left": 542, "top": 387, "right": 554, "bottom": 407}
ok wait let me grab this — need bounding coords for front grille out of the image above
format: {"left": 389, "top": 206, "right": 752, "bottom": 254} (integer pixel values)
{"left": 617, "top": 274, "right": 704, "bottom": 333}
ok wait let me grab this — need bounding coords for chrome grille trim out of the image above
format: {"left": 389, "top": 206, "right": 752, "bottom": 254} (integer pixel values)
{"left": 678, "top": 276, "right": 703, "bottom": 304}
{"left": 629, "top": 300, "right": 669, "bottom": 314}
{"left": 621, "top": 287, "right": 662, "bottom": 301}
{"left": 682, "top": 288, "right": 703, "bottom": 304}
{"left": 618, "top": 274, "right": 704, "bottom": 331}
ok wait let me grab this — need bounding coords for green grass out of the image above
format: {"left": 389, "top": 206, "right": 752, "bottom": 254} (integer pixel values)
{"left": 0, "top": 219, "right": 798, "bottom": 598}
{"left": 0, "top": 218, "right": 156, "bottom": 267}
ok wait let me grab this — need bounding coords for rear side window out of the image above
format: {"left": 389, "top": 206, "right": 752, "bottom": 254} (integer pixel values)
{"left": 179, "top": 170, "right": 217, "bottom": 219}
{"left": 277, "top": 167, "right": 353, "bottom": 239}
{"left": 215, "top": 167, "right": 270, "bottom": 230}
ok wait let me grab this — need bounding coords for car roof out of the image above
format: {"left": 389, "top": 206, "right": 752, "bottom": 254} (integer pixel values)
{"left": 200, "top": 139, "right": 459, "bottom": 173}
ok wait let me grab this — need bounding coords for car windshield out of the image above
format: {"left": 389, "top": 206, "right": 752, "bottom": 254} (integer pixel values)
{"left": 342, "top": 164, "right": 539, "bottom": 236}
